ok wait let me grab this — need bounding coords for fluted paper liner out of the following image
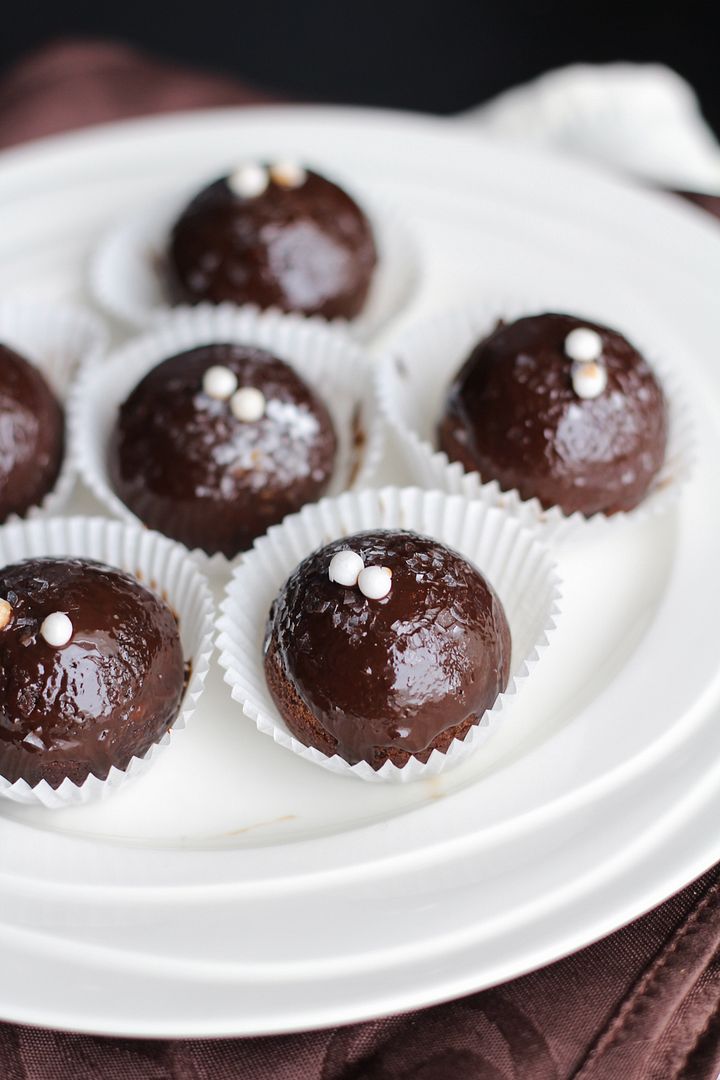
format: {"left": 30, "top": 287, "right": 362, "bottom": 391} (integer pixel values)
{"left": 69, "top": 304, "right": 386, "bottom": 571}
{"left": 377, "top": 301, "right": 696, "bottom": 542}
{"left": 89, "top": 185, "right": 419, "bottom": 342}
{"left": 217, "top": 487, "right": 560, "bottom": 782}
{"left": 0, "top": 298, "right": 108, "bottom": 524}
{"left": 0, "top": 516, "right": 215, "bottom": 808}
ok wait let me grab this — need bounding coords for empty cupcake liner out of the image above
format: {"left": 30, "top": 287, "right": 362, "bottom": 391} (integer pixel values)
{"left": 0, "top": 298, "right": 109, "bottom": 525}
{"left": 69, "top": 303, "right": 386, "bottom": 573}
{"left": 89, "top": 183, "right": 419, "bottom": 342}
{"left": 217, "top": 486, "right": 560, "bottom": 783}
{"left": 0, "top": 516, "right": 215, "bottom": 809}
{"left": 376, "top": 301, "right": 696, "bottom": 543}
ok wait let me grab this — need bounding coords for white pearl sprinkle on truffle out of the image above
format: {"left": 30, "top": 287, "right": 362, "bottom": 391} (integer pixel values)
{"left": 228, "top": 163, "right": 269, "bottom": 199}
{"left": 571, "top": 360, "right": 608, "bottom": 399}
{"left": 270, "top": 161, "right": 307, "bottom": 189}
{"left": 358, "top": 565, "right": 392, "bottom": 600}
{"left": 0, "top": 599, "right": 12, "bottom": 631}
{"left": 202, "top": 365, "right": 238, "bottom": 401}
{"left": 40, "top": 611, "right": 73, "bottom": 648}
{"left": 231, "top": 386, "right": 266, "bottom": 422}
{"left": 328, "top": 549, "right": 364, "bottom": 588}
{"left": 564, "top": 327, "right": 603, "bottom": 364}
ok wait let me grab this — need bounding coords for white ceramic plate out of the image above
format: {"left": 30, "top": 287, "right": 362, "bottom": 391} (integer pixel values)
{"left": 0, "top": 105, "right": 719, "bottom": 1038}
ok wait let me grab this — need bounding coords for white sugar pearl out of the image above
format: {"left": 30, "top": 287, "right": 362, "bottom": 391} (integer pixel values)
{"left": 358, "top": 565, "right": 392, "bottom": 600}
{"left": 231, "top": 386, "right": 266, "bottom": 422}
{"left": 228, "top": 163, "right": 269, "bottom": 198}
{"left": 270, "top": 161, "right": 307, "bottom": 189}
{"left": 565, "top": 327, "right": 604, "bottom": 363}
{"left": 0, "top": 599, "right": 12, "bottom": 631}
{"left": 328, "top": 550, "right": 364, "bottom": 587}
{"left": 40, "top": 611, "right": 73, "bottom": 648}
{"left": 572, "top": 360, "right": 608, "bottom": 399}
{"left": 202, "top": 365, "right": 238, "bottom": 401}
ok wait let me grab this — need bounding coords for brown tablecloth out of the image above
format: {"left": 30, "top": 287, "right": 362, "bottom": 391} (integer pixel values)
{"left": 0, "top": 39, "right": 719, "bottom": 1080}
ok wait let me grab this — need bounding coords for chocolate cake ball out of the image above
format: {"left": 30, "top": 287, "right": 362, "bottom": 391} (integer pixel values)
{"left": 167, "top": 163, "right": 378, "bottom": 319}
{"left": 0, "top": 558, "right": 186, "bottom": 789}
{"left": 0, "top": 343, "right": 64, "bottom": 522}
{"left": 439, "top": 313, "right": 668, "bottom": 517}
{"left": 109, "top": 344, "right": 338, "bottom": 557}
{"left": 264, "top": 530, "right": 511, "bottom": 769}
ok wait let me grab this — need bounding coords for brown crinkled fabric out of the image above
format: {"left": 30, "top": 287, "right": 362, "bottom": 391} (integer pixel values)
{"left": 0, "top": 38, "right": 275, "bottom": 150}
{"left": 0, "top": 38, "right": 718, "bottom": 1080}
{"left": 675, "top": 190, "right": 720, "bottom": 221}
{"left": 0, "top": 866, "right": 718, "bottom": 1078}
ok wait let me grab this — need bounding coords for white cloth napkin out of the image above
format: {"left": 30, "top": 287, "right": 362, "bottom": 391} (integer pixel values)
{"left": 460, "top": 63, "right": 720, "bottom": 195}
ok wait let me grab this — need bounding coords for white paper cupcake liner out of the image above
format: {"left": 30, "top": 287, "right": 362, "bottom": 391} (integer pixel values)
{"left": 0, "top": 516, "right": 215, "bottom": 809}
{"left": 69, "top": 304, "right": 386, "bottom": 573}
{"left": 376, "top": 300, "right": 696, "bottom": 543}
{"left": 0, "top": 298, "right": 109, "bottom": 525}
{"left": 217, "top": 486, "right": 560, "bottom": 783}
{"left": 89, "top": 182, "right": 419, "bottom": 342}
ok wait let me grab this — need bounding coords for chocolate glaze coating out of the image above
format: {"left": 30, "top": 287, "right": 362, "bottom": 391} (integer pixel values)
{"left": 167, "top": 168, "right": 378, "bottom": 319}
{"left": 109, "top": 344, "right": 338, "bottom": 558}
{"left": 264, "top": 530, "right": 511, "bottom": 769}
{"left": 0, "top": 558, "right": 186, "bottom": 789}
{"left": 439, "top": 313, "right": 668, "bottom": 517}
{"left": 0, "top": 344, "right": 64, "bottom": 522}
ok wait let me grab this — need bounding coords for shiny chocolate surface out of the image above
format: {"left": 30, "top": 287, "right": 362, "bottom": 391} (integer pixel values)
{"left": 0, "top": 343, "right": 64, "bottom": 522}
{"left": 0, "top": 558, "right": 185, "bottom": 789}
{"left": 167, "top": 168, "right": 377, "bottom": 318}
{"left": 439, "top": 313, "right": 668, "bottom": 516}
{"left": 264, "top": 530, "right": 511, "bottom": 766}
{"left": 109, "top": 344, "right": 338, "bottom": 558}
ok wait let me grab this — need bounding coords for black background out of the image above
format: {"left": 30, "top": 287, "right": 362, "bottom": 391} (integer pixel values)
{"left": 1, "top": 0, "right": 718, "bottom": 132}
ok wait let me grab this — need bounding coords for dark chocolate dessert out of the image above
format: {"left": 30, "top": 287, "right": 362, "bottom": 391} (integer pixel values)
{"left": 109, "top": 344, "right": 338, "bottom": 558}
{"left": 0, "top": 558, "right": 186, "bottom": 789}
{"left": 439, "top": 313, "right": 668, "bottom": 517}
{"left": 0, "top": 343, "right": 64, "bottom": 522}
{"left": 264, "top": 529, "right": 511, "bottom": 769}
{"left": 167, "top": 163, "right": 378, "bottom": 318}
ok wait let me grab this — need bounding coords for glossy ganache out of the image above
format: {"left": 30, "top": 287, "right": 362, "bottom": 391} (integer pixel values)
{"left": 264, "top": 530, "right": 511, "bottom": 769}
{"left": 0, "top": 558, "right": 186, "bottom": 789}
{"left": 109, "top": 344, "right": 338, "bottom": 557}
{"left": 439, "top": 313, "right": 668, "bottom": 517}
{"left": 167, "top": 166, "right": 378, "bottom": 318}
{"left": 0, "top": 343, "right": 64, "bottom": 522}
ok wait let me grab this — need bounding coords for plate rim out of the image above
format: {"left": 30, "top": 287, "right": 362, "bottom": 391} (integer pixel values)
{"left": 0, "top": 103, "right": 719, "bottom": 1036}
